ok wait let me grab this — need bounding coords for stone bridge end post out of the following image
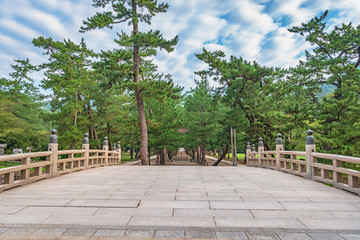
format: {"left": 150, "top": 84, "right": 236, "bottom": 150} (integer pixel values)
{"left": 245, "top": 142, "right": 251, "bottom": 165}
{"left": 258, "top": 138, "right": 264, "bottom": 167}
{"left": 275, "top": 133, "right": 283, "bottom": 170}
{"left": 305, "top": 130, "right": 316, "bottom": 179}
{"left": 48, "top": 129, "right": 59, "bottom": 177}
{"left": 103, "top": 137, "right": 109, "bottom": 166}
{"left": 117, "top": 141, "right": 121, "bottom": 165}
{"left": 82, "top": 133, "right": 90, "bottom": 169}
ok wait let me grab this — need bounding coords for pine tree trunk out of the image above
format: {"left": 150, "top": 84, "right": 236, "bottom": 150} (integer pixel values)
{"left": 201, "top": 145, "right": 206, "bottom": 165}
{"left": 135, "top": 149, "right": 139, "bottom": 159}
{"left": 132, "top": 0, "right": 148, "bottom": 165}
{"left": 156, "top": 151, "right": 160, "bottom": 165}
{"left": 230, "top": 128, "right": 235, "bottom": 165}
{"left": 130, "top": 146, "right": 134, "bottom": 160}
{"left": 196, "top": 146, "right": 201, "bottom": 163}
{"left": 159, "top": 150, "right": 164, "bottom": 165}
{"left": 233, "top": 128, "right": 237, "bottom": 166}
{"left": 87, "top": 104, "right": 93, "bottom": 139}
{"left": 160, "top": 148, "right": 167, "bottom": 165}
{"left": 213, "top": 144, "right": 229, "bottom": 166}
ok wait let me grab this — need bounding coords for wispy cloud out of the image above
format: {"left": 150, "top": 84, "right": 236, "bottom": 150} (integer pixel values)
{"left": 1, "top": 0, "right": 360, "bottom": 90}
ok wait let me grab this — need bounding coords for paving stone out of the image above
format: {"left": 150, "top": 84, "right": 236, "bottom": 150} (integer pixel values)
{"left": 0, "top": 213, "right": 50, "bottom": 224}
{"left": 62, "top": 228, "right": 96, "bottom": 236}
{"left": 124, "top": 230, "right": 154, "bottom": 238}
{"left": 139, "top": 200, "right": 209, "bottom": 209}
{"left": 210, "top": 201, "right": 284, "bottom": 210}
{"left": 352, "top": 202, "right": 360, "bottom": 210}
{"left": 176, "top": 196, "right": 242, "bottom": 201}
{"left": 215, "top": 218, "right": 305, "bottom": 228}
{"left": 329, "top": 211, "right": 360, "bottom": 220}
{"left": 0, "top": 228, "right": 9, "bottom": 234}
{"left": 42, "top": 215, "right": 131, "bottom": 226}
{"left": 0, "top": 198, "right": 72, "bottom": 206}
{"left": 174, "top": 209, "right": 253, "bottom": 218}
{"left": 94, "top": 207, "right": 173, "bottom": 217}
{"left": 32, "top": 228, "right": 67, "bottom": 236}
{"left": 186, "top": 230, "right": 216, "bottom": 239}
{"left": 242, "top": 197, "right": 311, "bottom": 202}
{"left": 281, "top": 202, "right": 359, "bottom": 211}
{"left": 0, "top": 206, "right": 26, "bottom": 214}
{"left": 216, "top": 231, "right": 248, "bottom": 239}
{"left": 301, "top": 219, "right": 360, "bottom": 230}
{"left": 1, "top": 227, "right": 38, "bottom": 235}
{"left": 93, "top": 229, "right": 126, "bottom": 237}
{"left": 277, "top": 233, "right": 312, "bottom": 240}
{"left": 155, "top": 230, "right": 185, "bottom": 238}
{"left": 67, "top": 199, "right": 139, "bottom": 208}
{"left": 339, "top": 233, "right": 360, "bottom": 240}
{"left": 128, "top": 216, "right": 216, "bottom": 227}
{"left": 251, "top": 210, "right": 336, "bottom": 219}
{"left": 246, "top": 233, "right": 281, "bottom": 240}
{"left": 17, "top": 206, "right": 98, "bottom": 216}
{"left": 307, "top": 233, "right": 344, "bottom": 240}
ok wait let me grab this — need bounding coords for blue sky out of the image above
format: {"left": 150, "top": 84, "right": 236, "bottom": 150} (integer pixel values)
{"left": 1, "top": 0, "right": 360, "bottom": 90}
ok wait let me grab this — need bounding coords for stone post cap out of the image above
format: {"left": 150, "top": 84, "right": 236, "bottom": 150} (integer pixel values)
{"left": 113, "top": 143, "right": 116, "bottom": 149}
{"left": 251, "top": 144, "right": 255, "bottom": 152}
{"left": 276, "top": 133, "right": 282, "bottom": 145}
{"left": 246, "top": 142, "right": 251, "bottom": 149}
{"left": 306, "top": 129, "right": 315, "bottom": 145}
{"left": 49, "top": 129, "right": 58, "bottom": 144}
{"left": 117, "top": 141, "right": 121, "bottom": 149}
{"left": 103, "top": 137, "right": 108, "bottom": 146}
{"left": 83, "top": 133, "right": 89, "bottom": 144}
{"left": 258, "top": 137, "right": 263, "bottom": 147}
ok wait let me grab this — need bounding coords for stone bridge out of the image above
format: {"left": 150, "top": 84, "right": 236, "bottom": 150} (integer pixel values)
{"left": 0, "top": 165, "right": 359, "bottom": 239}
{"left": 0, "top": 130, "right": 359, "bottom": 239}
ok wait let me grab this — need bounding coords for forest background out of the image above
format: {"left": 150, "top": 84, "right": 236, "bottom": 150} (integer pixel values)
{"left": 1, "top": 1, "right": 360, "bottom": 164}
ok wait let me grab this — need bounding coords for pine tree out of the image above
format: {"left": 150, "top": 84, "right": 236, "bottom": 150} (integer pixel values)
{"left": 288, "top": 11, "right": 360, "bottom": 155}
{"left": 80, "top": 0, "right": 178, "bottom": 165}
{"left": 33, "top": 37, "right": 96, "bottom": 149}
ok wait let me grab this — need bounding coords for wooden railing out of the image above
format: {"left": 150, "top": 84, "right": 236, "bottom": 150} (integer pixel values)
{"left": 0, "top": 151, "right": 52, "bottom": 191}
{"left": 279, "top": 151, "right": 307, "bottom": 177}
{"left": 246, "top": 131, "right": 360, "bottom": 195}
{"left": 311, "top": 153, "right": 360, "bottom": 195}
{"left": 0, "top": 132, "right": 121, "bottom": 192}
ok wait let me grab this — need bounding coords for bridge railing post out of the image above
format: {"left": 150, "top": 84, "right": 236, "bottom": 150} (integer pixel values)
{"left": 103, "top": 137, "right": 109, "bottom": 166}
{"left": 305, "top": 130, "right": 316, "bottom": 179}
{"left": 117, "top": 141, "right": 122, "bottom": 165}
{"left": 275, "top": 134, "right": 283, "bottom": 170}
{"left": 48, "top": 129, "right": 59, "bottom": 177}
{"left": 258, "top": 138, "right": 264, "bottom": 167}
{"left": 82, "top": 133, "right": 90, "bottom": 169}
{"left": 245, "top": 142, "right": 250, "bottom": 165}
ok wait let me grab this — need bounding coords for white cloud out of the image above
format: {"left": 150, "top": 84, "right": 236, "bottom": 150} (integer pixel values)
{"left": 0, "top": 20, "right": 41, "bottom": 40}
{"left": 1, "top": 0, "right": 360, "bottom": 90}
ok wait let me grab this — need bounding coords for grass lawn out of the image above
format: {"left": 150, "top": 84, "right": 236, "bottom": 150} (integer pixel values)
{"left": 121, "top": 152, "right": 139, "bottom": 162}
{"left": 209, "top": 153, "right": 245, "bottom": 161}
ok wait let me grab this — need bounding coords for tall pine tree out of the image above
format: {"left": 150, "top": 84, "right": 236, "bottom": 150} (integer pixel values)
{"left": 80, "top": 0, "right": 178, "bottom": 164}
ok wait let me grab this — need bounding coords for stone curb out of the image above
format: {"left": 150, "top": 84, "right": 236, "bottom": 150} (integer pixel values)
{"left": 1, "top": 224, "right": 360, "bottom": 234}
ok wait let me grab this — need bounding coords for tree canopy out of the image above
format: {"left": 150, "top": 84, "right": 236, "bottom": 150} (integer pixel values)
{"left": 1, "top": 9, "right": 359, "bottom": 160}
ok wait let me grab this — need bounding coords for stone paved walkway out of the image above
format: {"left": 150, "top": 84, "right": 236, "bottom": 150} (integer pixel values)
{"left": 0, "top": 166, "right": 359, "bottom": 239}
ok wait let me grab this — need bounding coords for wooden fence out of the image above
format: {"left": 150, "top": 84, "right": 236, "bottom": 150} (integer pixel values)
{"left": 246, "top": 131, "right": 360, "bottom": 195}
{"left": 0, "top": 130, "right": 121, "bottom": 192}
